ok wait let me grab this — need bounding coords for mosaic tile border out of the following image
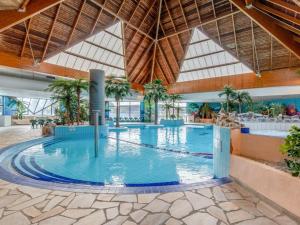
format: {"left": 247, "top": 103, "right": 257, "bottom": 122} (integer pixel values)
{"left": 0, "top": 137, "right": 231, "bottom": 193}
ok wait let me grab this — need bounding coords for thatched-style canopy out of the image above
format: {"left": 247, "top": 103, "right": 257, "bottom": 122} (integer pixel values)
{"left": 0, "top": 0, "right": 299, "bottom": 87}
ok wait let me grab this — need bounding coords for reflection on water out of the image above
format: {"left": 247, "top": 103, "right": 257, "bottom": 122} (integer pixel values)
{"left": 21, "top": 126, "right": 213, "bottom": 185}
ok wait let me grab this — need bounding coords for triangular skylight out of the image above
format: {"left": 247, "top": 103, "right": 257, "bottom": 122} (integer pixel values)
{"left": 177, "top": 28, "right": 252, "bottom": 82}
{"left": 46, "top": 22, "right": 125, "bottom": 77}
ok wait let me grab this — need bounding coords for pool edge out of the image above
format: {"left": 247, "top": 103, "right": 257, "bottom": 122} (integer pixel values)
{"left": 0, "top": 137, "right": 231, "bottom": 194}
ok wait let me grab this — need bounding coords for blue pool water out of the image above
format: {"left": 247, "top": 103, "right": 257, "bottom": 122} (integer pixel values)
{"left": 8, "top": 125, "right": 214, "bottom": 186}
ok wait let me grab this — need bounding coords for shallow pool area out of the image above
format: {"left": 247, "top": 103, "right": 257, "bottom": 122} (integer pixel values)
{"left": 0, "top": 125, "right": 217, "bottom": 189}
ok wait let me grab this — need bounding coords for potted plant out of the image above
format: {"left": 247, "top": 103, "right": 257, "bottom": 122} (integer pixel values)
{"left": 105, "top": 77, "right": 131, "bottom": 127}
{"left": 281, "top": 126, "right": 300, "bottom": 177}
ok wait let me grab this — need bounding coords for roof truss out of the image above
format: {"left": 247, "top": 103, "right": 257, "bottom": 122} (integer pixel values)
{"left": 0, "top": 0, "right": 299, "bottom": 86}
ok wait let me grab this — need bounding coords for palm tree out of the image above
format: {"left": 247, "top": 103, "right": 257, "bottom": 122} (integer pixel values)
{"left": 48, "top": 79, "right": 75, "bottom": 125}
{"left": 144, "top": 94, "right": 153, "bottom": 122}
{"left": 8, "top": 98, "right": 26, "bottom": 119}
{"left": 218, "top": 85, "right": 236, "bottom": 113}
{"left": 234, "top": 91, "right": 252, "bottom": 114}
{"left": 71, "top": 79, "right": 89, "bottom": 125}
{"left": 169, "top": 94, "right": 182, "bottom": 118}
{"left": 144, "top": 79, "right": 168, "bottom": 125}
{"left": 105, "top": 78, "right": 131, "bottom": 127}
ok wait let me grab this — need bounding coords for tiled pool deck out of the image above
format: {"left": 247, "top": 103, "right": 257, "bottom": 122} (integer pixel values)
{"left": 0, "top": 126, "right": 298, "bottom": 225}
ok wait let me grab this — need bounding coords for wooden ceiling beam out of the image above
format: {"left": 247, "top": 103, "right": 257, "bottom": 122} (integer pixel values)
{"left": 150, "top": 0, "right": 163, "bottom": 82}
{"left": 66, "top": 0, "right": 86, "bottom": 47}
{"left": 20, "top": 18, "right": 32, "bottom": 57}
{"left": 254, "top": 1, "right": 300, "bottom": 26}
{"left": 90, "top": 0, "right": 106, "bottom": 35}
{"left": 159, "top": 10, "right": 240, "bottom": 40}
{"left": 159, "top": 23, "right": 180, "bottom": 71}
{"left": 163, "top": 0, "right": 184, "bottom": 54}
{"left": 157, "top": 43, "right": 175, "bottom": 83}
{"left": 133, "top": 55, "right": 152, "bottom": 83}
{"left": 89, "top": 0, "right": 154, "bottom": 40}
{"left": 41, "top": 3, "right": 62, "bottom": 62}
{"left": 265, "top": 0, "right": 300, "bottom": 14}
{"left": 156, "top": 59, "right": 168, "bottom": 83}
{"left": 128, "top": 41, "right": 155, "bottom": 80}
{"left": 0, "top": 0, "right": 63, "bottom": 33}
{"left": 125, "top": 0, "right": 157, "bottom": 64}
{"left": 0, "top": 51, "right": 88, "bottom": 79}
{"left": 230, "top": 0, "right": 300, "bottom": 59}
{"left": 127, "top": 0, "right": 157, "bottom": 46}
{"left": 194, "top": 0, "right": 202, "bottom": 23}
{"left": 178, "top": 0, "right": 188, "bottom": 29}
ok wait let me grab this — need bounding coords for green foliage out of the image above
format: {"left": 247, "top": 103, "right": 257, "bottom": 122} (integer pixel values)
{"left": 105, "top": 78, "right": 131, "bottom": 101}
{"left": 269, "top": 103, "right": 285, "bottom": 118}
{"left": 143, "top": 95, "right": 154, "bottom": 122}
{"left": 72, "top": 79, "right": 89, "bottom": 125}
{"left": 8, "top": 98, "right": 26, "bottom": 119}
{"left": 144, "top": 79, "right": 168, "bottom": 124}
{"left": 144, "top": 80, "right": 168, "bottom": 102}
{"left": 281, "top": 126, "right": 300, "bottom": 176}
{"left": 251, "top": 102, "right": 269, "bottom": 115}
{"left": 47, "top": 79, "right": 89, "bottom": 125}
{"left": 251, "top": 102, "right": 285, "bottom": 117}
{"left": 105, "top": 77, "right": 131, "bottom": 127}
{"left": 218, "top": 85, "right": 237, "bottom": 113}
{"left": 168, "top": 94, "right": 182, "bottom": 119}
{"left": 234, "top": 91, "right": 252, "bottom": 114}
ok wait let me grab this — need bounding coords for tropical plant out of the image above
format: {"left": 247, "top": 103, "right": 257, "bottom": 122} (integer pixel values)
{"left": 144, "top": 94, "right": 153, "bottom": 122}
{"left": 8, "top": 98, "right": 26, "bottom": 119}
{"left": 269, "top": 103, "right": 285, "bottom": 118}
{"left": 47, "top": 79, "right": 76, "bottom": 125}
{"left": 163, "top": 102, "right": 172, "bottom": 119}
{"left": 105, "top": 77, "right": 131, "bottom": 127}
{"left": 169, "top": 94, "right": 182, "bottom": 119}
{"left": 79, "top": 99, "right": 89, "bottom": 122}
{"left": 218, "top": 85, "right": 236, "bottom": 113}
{"left": 71, "top": 79, "right": 89, "bottom": 125}
{"left": 234, "top": 91, "right": 252, "bottom": 114}
{"left": 144, "top": 79, "right": 168, "bottom": 124}
{"left": 281, "top": 126, "right": 300, "bottom": 176}
{"left": 199, "top": 103, "right": 215, "bottom": 119}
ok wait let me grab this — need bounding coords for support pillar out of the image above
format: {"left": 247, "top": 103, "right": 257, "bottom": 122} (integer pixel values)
{"left": 89, "top": 69, "right": 105, "bottom": 125}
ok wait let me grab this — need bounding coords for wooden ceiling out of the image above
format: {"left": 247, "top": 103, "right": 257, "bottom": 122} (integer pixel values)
{"left": 0, "top": 0, "right": 299, "bottom": 86}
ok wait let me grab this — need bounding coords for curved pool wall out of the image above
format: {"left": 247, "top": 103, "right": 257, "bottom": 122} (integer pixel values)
{"left": 0, "top": 125, "right": 231, "bottom": 193}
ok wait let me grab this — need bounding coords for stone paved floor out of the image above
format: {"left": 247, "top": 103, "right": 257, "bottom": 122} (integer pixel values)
{"left": 0, "top": 126, "right": 299, "bottom": 225}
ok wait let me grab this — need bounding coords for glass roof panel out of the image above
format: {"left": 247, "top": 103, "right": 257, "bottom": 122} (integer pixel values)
{"left": 45, "top": 22, "right": 125, "bottom": 77}
{"left": 177, "top": 28, "right": 253, "bottom": 82}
